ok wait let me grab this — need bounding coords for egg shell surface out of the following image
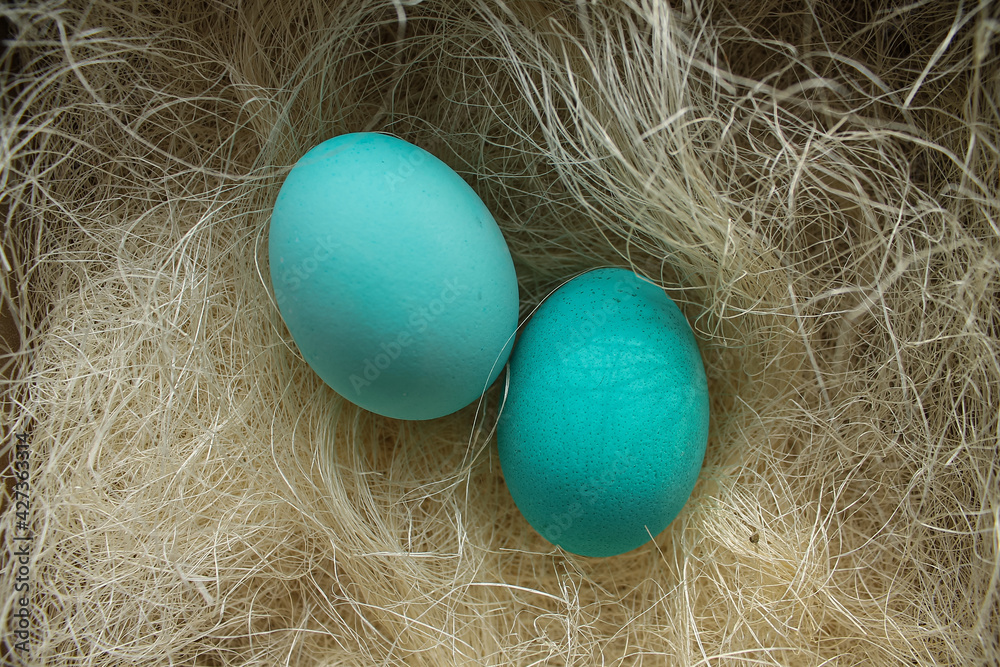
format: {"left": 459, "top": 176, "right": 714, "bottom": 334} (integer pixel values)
{"left": 269, "top": 132, "right": 519, "bottom": 420}
{"left": 497, "top": 268, "right": 709, "bottom": 557}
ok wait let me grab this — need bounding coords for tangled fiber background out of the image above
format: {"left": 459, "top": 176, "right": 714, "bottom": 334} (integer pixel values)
{"left": 2, "top": 0, "right": 999, "bottom": 664}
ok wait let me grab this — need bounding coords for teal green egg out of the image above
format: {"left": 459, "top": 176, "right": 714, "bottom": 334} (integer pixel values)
{"left": 497, "top": 268, "right": 709, "bottom": 557}
{"left": 269, "top": 132, "right": 519, "bottom": 420}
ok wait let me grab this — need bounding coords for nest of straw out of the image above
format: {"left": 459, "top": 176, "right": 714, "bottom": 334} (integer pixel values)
{"left": 2, "top": 0, "right": 999, "bottom": 664}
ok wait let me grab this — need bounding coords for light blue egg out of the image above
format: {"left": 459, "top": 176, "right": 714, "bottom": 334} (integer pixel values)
{"left": 269, "top": 132, "right": 519, "bottom": 420}
{"left": 497, "top": 268, "right": 709, "bottom": 557}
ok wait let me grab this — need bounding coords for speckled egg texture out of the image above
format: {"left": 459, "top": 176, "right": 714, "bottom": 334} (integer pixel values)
{"left": 269, "top": 132, "right": 519, "bottom": 420}
{"left": 497, "top": 268, "right": 709, "bottom": 557}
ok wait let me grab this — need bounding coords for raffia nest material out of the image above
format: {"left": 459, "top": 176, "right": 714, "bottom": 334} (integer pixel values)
{"left": 2, "top": 0, "right": 999, "bottom": 664}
